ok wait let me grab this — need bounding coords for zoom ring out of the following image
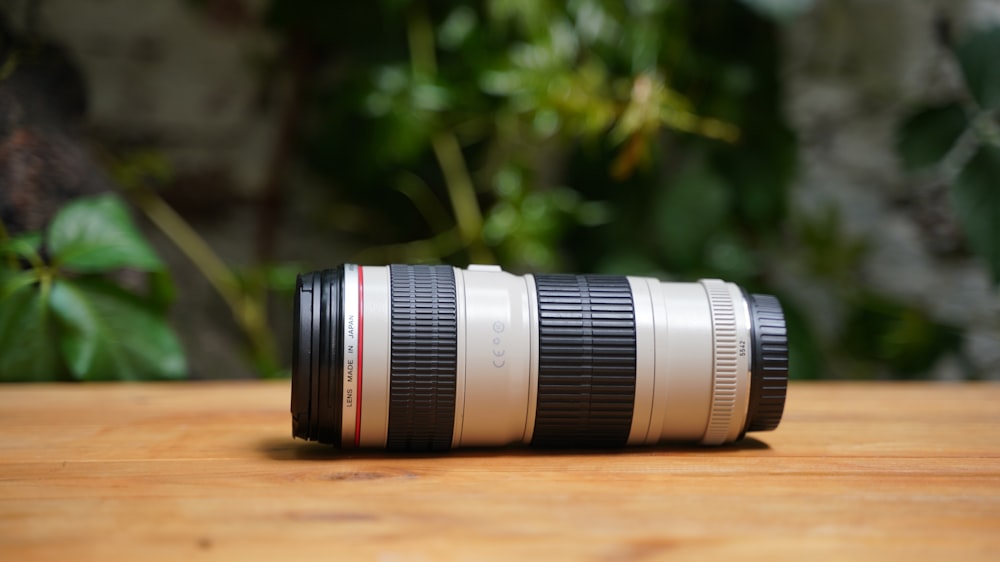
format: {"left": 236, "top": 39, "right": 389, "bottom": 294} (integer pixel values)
{"left": 387, "top": 265, "right": 458, "bottom": 451}
{"left": 532, "top": 275, "right": 637, "bottom": 447}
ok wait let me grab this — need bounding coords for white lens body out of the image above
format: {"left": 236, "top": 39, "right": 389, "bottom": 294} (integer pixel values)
{"left": 341, "top": 265, "right": 752, "bottom": 448}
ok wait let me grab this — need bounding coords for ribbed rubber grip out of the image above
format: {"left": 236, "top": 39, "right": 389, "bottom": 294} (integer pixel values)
{"left": 745, "top": 293, "right": 788, "bottom": 432}
{"left": 701, "top": 279, "right": 740, "bottom": 445}
{"left": 387, "top": 265, "right": 458, "bottom": 451}
{"left": 532, "top": 275, "right": 637, "bottom": 447}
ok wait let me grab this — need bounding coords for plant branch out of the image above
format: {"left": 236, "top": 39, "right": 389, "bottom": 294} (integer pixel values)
{"left": 0, "top": 218, "right": 15, "bottom": 269}
{"left": 431, "top": 132, "right": 494, "bottom": 263}
{"left": 395, "top": 172, "right": 454, "bottom": 234}
{"left": 355, "top": 227, "right": 464, "bottom": 264}
{"left": 127, "top": 188, "right": 277, "bottom": 371}
{"left": 406, "top": 6, "right": 495, "bottom": 264}
{"left": 407, "top": 4, "right": 437, "bottom": 77}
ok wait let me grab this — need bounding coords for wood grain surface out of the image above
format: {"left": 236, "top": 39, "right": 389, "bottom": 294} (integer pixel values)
{"left": 1, "top": 381, "right": 998, "bottom": 561}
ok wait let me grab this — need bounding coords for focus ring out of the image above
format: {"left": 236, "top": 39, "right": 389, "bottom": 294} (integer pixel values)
{"left": 532, "top": 275, "right": 636, "bottom": 448}
{"left": 387, "top": 265, "right": 458, "bottom": 451}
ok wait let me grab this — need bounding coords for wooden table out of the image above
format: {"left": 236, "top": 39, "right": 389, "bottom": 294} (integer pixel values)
{"left": 1, "top": 382, "right": 998, "bottom": 561}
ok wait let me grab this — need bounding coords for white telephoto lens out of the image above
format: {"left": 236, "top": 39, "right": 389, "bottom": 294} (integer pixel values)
{"left": 292, "top": 264, "right": 788, "bottom": 450}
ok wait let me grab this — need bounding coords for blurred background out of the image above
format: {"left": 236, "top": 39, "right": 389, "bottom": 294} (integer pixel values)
{"left": 1, "top": 0, "right": 998, "bottom": 382}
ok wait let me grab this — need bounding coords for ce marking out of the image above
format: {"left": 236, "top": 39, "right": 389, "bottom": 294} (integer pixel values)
{"left": 492, "top": 321, "right": 506, "bottom": 368}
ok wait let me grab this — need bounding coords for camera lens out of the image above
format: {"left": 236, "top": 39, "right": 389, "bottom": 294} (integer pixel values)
{"left": 291, "top": 264, "right": 788, "bottom": 450}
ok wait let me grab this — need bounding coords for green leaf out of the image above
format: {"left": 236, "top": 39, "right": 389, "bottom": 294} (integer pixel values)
{"left": 49, "top": 279, "right": 186, "bottom": 380}
{"left": 0, "top": 232, "right": 43, "bottom": 262}
{"left": 0, "top": 269, "right": 40, "bottom": 301}
{"left": 438, "top": 6, "right": 478, "bottom": 50}
{"left": 0, "top": 283, "right": 64, "bottom": 381}
{"left": 956, "top": 27, "right": 1000, "bottom": 110}
{"left": 146, "top": 269, "right": 176, "bottom": 313}
{"left": 953, "top": 144, "right": 1000, "bottom": 283}
{"left": 896, "top": 103, "right": 969, "bottom": 171}
{"left": 47, "top": 194, "right": 163, "bottom": 273}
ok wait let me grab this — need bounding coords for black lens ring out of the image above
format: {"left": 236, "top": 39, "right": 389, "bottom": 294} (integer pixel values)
{"left": 743, "top": 292, "right": 788, "bottom": 433}
{"left": 386, "top": 264, "right": 458, "bottom": 451}
{"left": 290, "top": 267, "right": 344, "bottom": 445}
{"left": 317, "top": 267, "right": 344, "bottom": 444}
{"left": 290, "top": 272, "right": 313, "bottom": 440}
{"left": 532, "top": 274, "right": 637, "bottom": 448}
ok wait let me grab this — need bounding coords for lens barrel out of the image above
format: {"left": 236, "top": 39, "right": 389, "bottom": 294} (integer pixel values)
{"left": 292, "top": 264, "right": 788, "bottom": 449}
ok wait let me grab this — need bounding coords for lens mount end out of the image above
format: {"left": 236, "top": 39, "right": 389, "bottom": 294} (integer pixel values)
{"left": 745, "top": 293, "right": 789, "bottom": 433}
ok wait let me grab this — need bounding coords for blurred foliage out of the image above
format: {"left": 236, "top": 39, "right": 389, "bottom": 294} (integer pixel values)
{"left": 108, "top": 150, "right": 288, "bottom": 379}
{"left": 3, "top": 1, "right": 992, "bottom": 381}
{"left": 266, "top": 0, "right": 795, "bottom": 276}
{"left": 841, "top": 294, "right": 962, "bottom": 378}
{"left": 264, "top": 0, "right": 816, "bottom": 372}
{"left": 790, "top": 24, "right": 1000, "bottom": 381}
{"left": 737, "top": 0, "right": 816, "bottom": 22}
{"left": 896, "top": 26, "right": 1000, "bottom": 283}
{"left": 789, "top": 204, "right": 964, "bottom": 380}
{"left": 0, "top": 194, "right": 186, "bottom": 381}
{"left": 260, "top": 0, "right": 989, "bottom": 380}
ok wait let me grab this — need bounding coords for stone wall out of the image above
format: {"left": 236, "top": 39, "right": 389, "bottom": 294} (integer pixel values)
{"left": 3, "top": 0, "right": 346, "bottom": 378}
{"left": 779, "top": 0, "right": 1000, "bottom": 378}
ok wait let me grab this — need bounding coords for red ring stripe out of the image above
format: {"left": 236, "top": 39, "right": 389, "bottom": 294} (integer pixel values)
{"left": 354, "top": 266, "right": 364, "bottom": 447}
